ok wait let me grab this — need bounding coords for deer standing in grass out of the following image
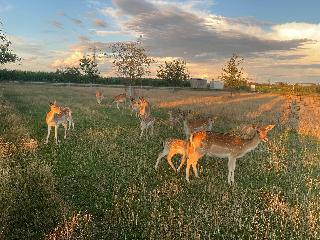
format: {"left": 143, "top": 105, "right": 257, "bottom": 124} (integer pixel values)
{"left": 183, "top": 116, "right": 216, "bottom": 139}
{"left": 185, "top": 125, "right": 275, "bottom": 185}
{"left": 45, "top": 101, "right": 74, "bottom": 144}
{"left": 155, "top": 138, "right": 187, "bottom": 172}
{"left": 112, "top": 93, "right": 127, "bottom": 109}
{"left": 95, "top": 90, "right": 104, "bottom": 104}
{"left": 129, "top": 97, "right": 140, "bottom": 117}
{"left": 139, "top": 115, "right": 155, "bottom": 138}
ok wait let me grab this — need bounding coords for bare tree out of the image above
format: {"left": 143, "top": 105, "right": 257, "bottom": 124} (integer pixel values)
{"left": 106, "top": 37, "right": 154, "bottom": 96}
{"left": 219, "top": 53, "right": 248, "bottom": 96}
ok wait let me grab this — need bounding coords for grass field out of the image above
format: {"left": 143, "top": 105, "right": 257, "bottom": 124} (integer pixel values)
{"left": 1, "top": 83, "right": 320, "bottom": 239}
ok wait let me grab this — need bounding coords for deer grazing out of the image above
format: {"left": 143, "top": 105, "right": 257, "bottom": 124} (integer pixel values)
{"left": 185, "top": 125, "right": 275, "bottom": 185}
{"left": 112, "top": 93, "right": 127, "bottom": 110}
{"left": 95, "top": 90, "right": 104, "bottom": 104}
{"left": 155, "top": 138, "right": 187, "bottom": 172}
{"left": 45, "top": 101, "right": 74, "bottom": 144}
{"left": 183, "top": 116, "right": 216, "bottom": 139}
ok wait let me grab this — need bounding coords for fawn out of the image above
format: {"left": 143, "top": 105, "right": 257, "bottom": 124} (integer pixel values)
{"left": 185, "top": 125, "right": 275, "bottom": 185}
{"left": 155, "top": 138, "right": 187, "bottom": 172}
{"left": 139, "top": 115, "right": 155, "bottom": 138}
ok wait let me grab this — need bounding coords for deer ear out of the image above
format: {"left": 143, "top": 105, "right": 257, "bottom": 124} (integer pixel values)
{"left": 266, "top": 125, "right": 275, "bottom": 131}
{"left": 53, "top": 100, "right": 57, "bottom": 105}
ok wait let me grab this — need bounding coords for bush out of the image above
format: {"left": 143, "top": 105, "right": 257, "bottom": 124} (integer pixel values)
{"left": 0, "top": 159, "right": 65, "bottom": 239}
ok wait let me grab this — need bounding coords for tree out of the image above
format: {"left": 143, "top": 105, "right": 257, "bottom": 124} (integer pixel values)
{"left": 106, "top": 37, "right": 154, "bottom": 96}
{"left": 157, "top": 59, "right": 190, "bottom": 86}
{"left": 219, "top": 53, "right": 248, "bottom": 95}
{"left": 0, "top": 23, "right": 20, "bottom": 66}
{"left": 79, "top": 54, "right": 99, "bottom": 80}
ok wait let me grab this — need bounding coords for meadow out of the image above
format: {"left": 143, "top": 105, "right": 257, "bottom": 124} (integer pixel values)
{"left": 1, "top": 83, "right": 320, "bottom": 239}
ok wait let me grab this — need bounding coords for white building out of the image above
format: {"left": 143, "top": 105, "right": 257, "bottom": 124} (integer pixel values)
{"left": 190, "top": 78, "right": 208, "bottom": 88}
{"left": 209, "top": 80, "right": 224, "bottom": 90}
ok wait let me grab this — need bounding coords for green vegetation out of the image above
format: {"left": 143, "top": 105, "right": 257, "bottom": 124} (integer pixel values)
{"left": 219, "top": 53, "right": 249, "bottom": 94}
{"left": 157, "top": 59, "right": 190, "bottom": 86}
{"left": 0, "top": 69, "right": 190, "bottom": 87}
{"left": 1, "top": 85, "right": 320, "bottom": 239}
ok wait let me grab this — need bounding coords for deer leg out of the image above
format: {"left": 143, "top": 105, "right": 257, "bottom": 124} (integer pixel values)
{"left": 45, "top": 126, "right": 51, "bottom": 144}
{"left": 54, "top": 125, "right": 59, "bottom": 144}
{"left": 140, "top": 124, "right": 145, "bottom": 138}
{"left": 192, "top": 162, "right": 199, "bottom": 178}
{"left": 63, "top": 123, "right": 67, "bottom": 139}
{"left": 155, "top": 149, "right": 167, "bottom": 170}
{"left": 186, "top": 158, "right": 191, "bottom": 182}
{"left": 117, "top": 102, "right": 119, "bottom": 110}
{"left": 228, "top": 157, "right": 236, "bottom": 185}
{"left": 151, "top": 123, "right": 154, "bottom": 135}
{"left": 177, "top": 153, "right": 186, "bottom": 172}
{"left": 167, "top": 151, "right": 177, "bottom": 172}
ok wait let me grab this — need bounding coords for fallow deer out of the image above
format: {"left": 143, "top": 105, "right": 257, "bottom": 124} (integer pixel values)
{"left": 45, "top": 101, "right": 72, "bottom": 144}
{"left": 138, "top": 97, "right": 151, "bottom": 118}
{"left": 130, "top": 97, "right": 140, "bottom": 117}
{"left": 139, "top": 115, "right": 155, "bottom": 138}
{"left": 183, "top": 116, "right": 216, "bottom": 139}
{"left": 168, "top": 108, "right": 191, "bottom": 127}
{"left": 112, "top": 93, "right": 127, "bottom": 110}
{"left": 95, "top": 90, "right": 104, "bottom": 104}
{"left": 185, "top": 125, "right": 275, "bottom": 185}
{"left": 155, "top": 138, "right": 187, "bottom": 172}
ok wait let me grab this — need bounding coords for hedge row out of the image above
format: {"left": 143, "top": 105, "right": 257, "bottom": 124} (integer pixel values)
{"left": 0, "top": 69, "right": 190, "bottom": 87}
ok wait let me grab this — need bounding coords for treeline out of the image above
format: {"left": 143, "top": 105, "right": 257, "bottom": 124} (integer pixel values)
{"left": 257, "top": 83, "right": 320, "bottom": 95}
{"left": 0, "top": 69, "right": 190, "bottom": 87}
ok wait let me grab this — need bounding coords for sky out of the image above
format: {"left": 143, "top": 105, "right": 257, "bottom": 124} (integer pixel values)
{"left": 1, "top": 0, "right": 320, "bottom": 83}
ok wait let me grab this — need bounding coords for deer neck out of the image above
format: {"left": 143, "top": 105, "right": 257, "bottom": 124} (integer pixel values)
{"left": 46, "top": 110, "right": 56, "bottom": 125}
{"left": 239, "top": 134, "right": 261, "bottom": 155}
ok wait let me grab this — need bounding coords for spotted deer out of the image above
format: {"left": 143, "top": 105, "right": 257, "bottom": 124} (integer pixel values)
{"left": 155, "top": 138, "right": 187, "bottom": 172}
{"left": 95, "top": 90, "right": 104, "bottom": 104}
{"left": 185, "top": 125, "right": 275, "bottom": 185}
{"left": 139, "top": 115, "right": 155, "bottom": 138}
{"left": 168, "top": 109, "right": 191, "bottom": 127}
{"left": 130, "top": 97, "right": 140, "bottom": 117}
{"left": 183, "top": 116, "right": 216, "bottom": 139}
{"left": 45, "top": 101, "right": 73, "bottom": 144}
{"left": 112, "top": 93, "right": 127, "bottom": 109}
{"left": 138, "top": 97, "right": 151, "bottom": 118}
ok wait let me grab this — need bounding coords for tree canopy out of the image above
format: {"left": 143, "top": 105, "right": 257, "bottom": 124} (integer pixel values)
{"left": 157, "top": 59, "right": 190, "bottom": 86}
{"left": 219, "top": 53, "right": 248, "bottom": 94}
{"left": 0, "top": 23, "right": 20, "bottom": 66}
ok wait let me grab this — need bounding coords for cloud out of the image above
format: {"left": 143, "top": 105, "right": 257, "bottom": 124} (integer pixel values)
{"left": 71, "top": 18, "right": 83, "bottom": 26}
{"left": 112, "top": 0, "right": 157, "bottom": 15}
{"left": 93, "top": 18, "right": 108, "bottom": 27}
{"left": 101, "top": 0, "right": 319, "bottom": 82}
{"left": 105, "top": 1, "right": 307, "bottom": 60}
{"left": 51, "top": 20, "right": 64, "bottom": 29}
{"left": 78, "top": 35, "right": 91, "bottom": 42}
